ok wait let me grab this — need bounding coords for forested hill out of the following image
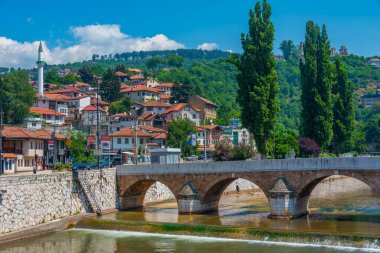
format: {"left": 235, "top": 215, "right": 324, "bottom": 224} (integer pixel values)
{"left": 38, "top": 48, "right": 380, "bottom": 151}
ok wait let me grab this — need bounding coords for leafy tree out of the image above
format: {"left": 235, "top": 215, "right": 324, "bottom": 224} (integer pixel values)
{"left": 212, "top": 141, "right": 232, "bottom": 161}
{"left": 365, "top": 114, "right": 380, "bottom": 150}
{"left": 0, "top": 71, "right": 35, "bottom": 124}
{"left": 269, "top": 123, "right": 299, "bottom": 159}
{"left": 109, "top": 96, "right": 132, "bottom": 115}
{"left": 146, "top": 56, "right": 165, "bottom": 71}
{"left": 63, "top": 73, "right": 82, "bottom": 84}
{"left": 114, "top": 64, "right": 127, "bottom": 73}
{"left": 78, "top": 66, "right": 94, "bottom": 85}
{"left": 300, "top": 22, "right": 334, "bottom": 149}
{"left": 298, "top": 138, "right": 320, "bottom": 157}
{"left": 45, "top": 70, "right": 62, "bottom": 84}
{"left": 167, "top": 54, "right": 184, "bottom": 68}
{"left": 99, "top": 68, "right": 121, "bottom": 103}
{"left": 167, "top": 118, "right": 197, "bottom": 156}
{"left": 230, "top": 143, "right": 253, "bottom": 161}
{"left": 170, "top": 77, "right": 194, "bottom": 103}
{"left": 71, "top": 132, "right": 95, "bottom": 163}
{"left": 279, "top": 40, "right": 298, "bottom": 61}
{"left": 331, "top": 57, "right": 355, "bottom": 154}
{"left": 235, "top": 0, "right": 279, "bottom": 157}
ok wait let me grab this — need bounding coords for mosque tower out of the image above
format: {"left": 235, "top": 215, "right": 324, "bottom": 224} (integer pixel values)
{"left": 36, "top": 41, "right": 44, "bottom": 95}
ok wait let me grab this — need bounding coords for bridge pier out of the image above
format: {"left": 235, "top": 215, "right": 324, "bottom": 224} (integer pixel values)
{"left": 268, "top": 178, "right": 308, "bottom": 219}
{"left": 177, "top": 180, "right": 218, "bottom": 214}
{"left": 118, "top": 195, "right": 145, "bottom": 210}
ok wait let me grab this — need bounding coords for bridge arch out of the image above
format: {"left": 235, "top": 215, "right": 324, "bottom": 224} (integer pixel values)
{"left": 201, "top": 175, "right": 269, "bottom": 212}
{"left": 118, "top": 177, "right": 181, "bottom": 210}
{"left": 295, "top": 171, "right": 379, "bottom": 216}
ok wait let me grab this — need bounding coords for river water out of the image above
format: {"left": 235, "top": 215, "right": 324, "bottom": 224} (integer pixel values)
{"left": 1, "top": 176, "right": 380, "bottom": 252}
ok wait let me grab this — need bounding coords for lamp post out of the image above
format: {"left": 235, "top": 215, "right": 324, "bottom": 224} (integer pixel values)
{"left": 203, "top": 113, "right": 207, "bottom": 162}
{"left": 96, "top": 78, "right": 101, "bottom": 170}
{"left": 134, "top": 119, "right": 138, "bottom": 165}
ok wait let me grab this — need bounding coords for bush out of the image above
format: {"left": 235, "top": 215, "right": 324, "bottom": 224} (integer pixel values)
{"left": 230, "top": 143, "right": 253, "bottom": 161}
{"left": 54, "top": 162, "right": 69, "bottom": 171}
{"left": 298, "top": 138, "right": 321, "bottom": 157}
{"left": 212, "top": 142, "right": 232, "bottom": 161}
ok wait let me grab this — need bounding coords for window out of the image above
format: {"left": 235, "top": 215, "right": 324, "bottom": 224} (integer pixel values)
{"left": 30, "top": 142, "right": 33, "bottom": 149}
{"left": 117, "top": 127, "right": 120, "bottom": 131}
{"left": 32, "top": 123, "right": 36, "bottom": 127}
{"left": 132, "top": 138, "right": 135, "bottom": 144}
{"left": 117, "top": 138, "right": 121, "bottom": 144}
{"left": 140, "top": 138, "right": 144, "bottom": 144}
{"left": 147, "top": 107, "right": 153, "bottom": 111}
{"left": 192, "top": 114, "right": 196, "bottom": 119}
{"left": 184, "top": 114, "right": 188, "bottom": 119}
{"left": 124, "top": 138, "right": 129, "bottom": 144}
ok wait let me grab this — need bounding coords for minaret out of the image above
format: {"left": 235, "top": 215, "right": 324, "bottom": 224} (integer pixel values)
{"left": 36, "top": 41, "right": 44, "bottom": 95}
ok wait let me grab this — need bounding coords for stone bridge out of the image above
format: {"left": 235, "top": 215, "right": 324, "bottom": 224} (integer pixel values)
{"left": 116, "top": 157, "right": 380, "bottom": 219}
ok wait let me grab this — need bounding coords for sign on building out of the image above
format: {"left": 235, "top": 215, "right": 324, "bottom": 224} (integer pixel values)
{"left": 48, "top": 140, "right": 55, "bottom": 151}
{"left": 101, "top": 135, "right": 111, "bottom": 150}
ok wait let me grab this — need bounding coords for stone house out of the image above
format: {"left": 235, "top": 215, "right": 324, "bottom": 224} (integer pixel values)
{"left": 0, "top": 127, "right": 65, "bottom": 174}
{"left": 189, "top": 96, "right": 218, "bottom": 119}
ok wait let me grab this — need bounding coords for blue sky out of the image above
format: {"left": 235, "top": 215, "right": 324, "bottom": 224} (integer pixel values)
{"left": 0, "top": 0, "right": 379, "bottom": 68}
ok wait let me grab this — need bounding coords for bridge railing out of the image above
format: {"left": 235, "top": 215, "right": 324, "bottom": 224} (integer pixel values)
{"left": 116, "top": 157, "right": 380, "bottom": 176}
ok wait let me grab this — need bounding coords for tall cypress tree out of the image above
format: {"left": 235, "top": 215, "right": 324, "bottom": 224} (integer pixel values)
{"left": 300, "top": 22, "right": 334, "bottom": 149}
{"left": 332, "top": 57, "right": 355, "bottom": 154}
{"left": 100, "top": 68, "right": 121, "bottom": 103}
{"left": 236, "top": 0, "right": 279, "bottom": 157}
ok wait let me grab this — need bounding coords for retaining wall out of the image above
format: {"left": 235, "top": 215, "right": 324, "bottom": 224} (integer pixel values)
{"left": 0, "top": 169, "right": 117, "bottom": 234}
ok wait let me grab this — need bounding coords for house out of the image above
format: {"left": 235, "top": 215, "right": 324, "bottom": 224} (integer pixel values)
{"left": 367, "top": 58, "right": 380, "bottom": 69}
{"left": 115, "top": 71, "right": 129, "bottom": 83}
{"left": 128, "top": 68, "right": 143, "bottom": 77}
{"left": 45, "top": 87, "right": 87, "bottom": 98}
{"left": 155, "top": 83, "right": 174, "bottom": 95}
{"left": 1, "top": 127, "right": 65, "bottom": 174}
{"left": 80, "top": 105, "right": 108, "bottom": 133}
{"left": 141, "top": 101, "right": 172, "bottom": 115}
{"left": 162, "top": 103, "right": 201, "bottom": 126}
{"left": 221, "top": 126, "right": 251, "bottom": 146}
{"left": 120, "top": 85, "right": 164, "bottom": 103}
{"left": 145, "top": 79, "right": 161, "bottom": 88}
{"left": 189, "top": 96, "right": 218, "bottom": 119}
{"left": 111, "top": 127, "right": 153, "bottom": 152}
{"left": 361, "top": 90, "right": 380, "bottom": 108}
{"left": 90, "top": 98, "right": 110, "bottom": 112}
{"left": 196, "top": 125, "right": 223, "bottom": 151}
{"left": 110, "top": 113, "right": 137, "bottom": 134}
{"left": 130, "top": 75, "right": 145, "bottom": 85}
{"left": 159, "top": 94, "right": 172, "bottom": 104}
{"left": 29, "top": 107, "right": 65, "bottom": 126}
{"left": 138, "top": 112, "right": 166, "bottom": 129}
{"left": 33, "top": 93, "right": 70, "bottom": 117}
{"left": 75, "top": 82, "right": 92, "bottom": 91}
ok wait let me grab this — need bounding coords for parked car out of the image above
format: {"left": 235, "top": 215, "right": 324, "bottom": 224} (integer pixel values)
{"left": 199, "top": 153, "right": 211, "bottom": 160}
{"left": 185, "top": 155, "right": 198, "bottom": 161}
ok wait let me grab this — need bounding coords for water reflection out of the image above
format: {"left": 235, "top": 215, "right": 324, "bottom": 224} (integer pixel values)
{"left": 100, "top": 177, "right": 380, "bottom": 236}
{"left": 0, "top": 229, "right": 377, "bottom": 253}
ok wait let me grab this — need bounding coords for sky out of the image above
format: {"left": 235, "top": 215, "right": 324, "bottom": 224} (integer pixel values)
{"left": 0, "top": 0, "right": 379, "bottom": 68}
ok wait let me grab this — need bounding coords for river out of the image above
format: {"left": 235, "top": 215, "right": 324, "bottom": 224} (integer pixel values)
{"left": 1, "top": 176, "right": 380, "bottom": 252}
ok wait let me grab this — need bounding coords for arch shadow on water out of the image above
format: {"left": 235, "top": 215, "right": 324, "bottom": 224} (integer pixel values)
{"left": 202, "top": 178, "right": 270, "bottom": 226}
{"left": 300, "top": 175, "right": 380, "bottom": 224}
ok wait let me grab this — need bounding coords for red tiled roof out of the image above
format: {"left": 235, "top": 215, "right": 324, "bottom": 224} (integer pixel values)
{"left": 120, "top": 85, "right": 164, "bottom": 94}
{"left": 159, "top": 94, "right": 172, "bottom": 99}
{"left": 76, "top": 81, "right": 91, "bottom": 87}
{"left": 162, "top": 103, "right": 201, "bottom": 115}
{"left": 29, "top": 107, "right": 65, "bottom": 117}
{"left": 153, "top": 133, "right": 167, "bottom": 140}
{"left": 138, "top": 112, "right": 157, "bottom": 121}
{"left": 36, "top": 93, "right": 71, "bottom": 101}
{"left": 130, "top": 75, "right": 145, "bottom": 80}
{"left": 2, "top": 153, "right": 17, "bottom": 158}
{"left": 111, "top": 113, "right": 134, "bottom": 118}
{"left": 111, "top": 127, "right": 153, "bottom": 137}
{"left": 157, "top": 82, "right": 174, "bottom": 88}
{"left": 1, "top": 126, "right": 65, "bottom": 140}
{"left": 82, "top": 105, "right": 105, "bottom": 112}
{"left": 115, "top": 71, "right": 129, "bottom": 77}
{"left": 196, "top": 125, "right": 222, "bottom": 132}
{"left": 139, "top": 125, "right": 166, "bottom": 133}
{"left": 90, "top": 98, "right": 110, "bottom": 106}
{"left": 368, "top": 58, "right": 380, "bottom": 62}
{"left": 143, "top": 101, "right": 172, "bottom": 108}
{"left": 194, "top": 96, "right": 218, "bottom": 107}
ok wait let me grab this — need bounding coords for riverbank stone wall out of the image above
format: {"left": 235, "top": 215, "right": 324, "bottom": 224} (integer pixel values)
{"left": 0, "top": 169, "right": 116, "bottom": 234}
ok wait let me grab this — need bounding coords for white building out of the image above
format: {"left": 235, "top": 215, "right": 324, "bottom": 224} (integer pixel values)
{"left": 162, "top": 103, "right": 201, "bottom": 126}
{"left": 141, "top": 101, "right": 172, "bottom": 115}
{"left": 120, "top": 85, "right": 164, "bottom": 103}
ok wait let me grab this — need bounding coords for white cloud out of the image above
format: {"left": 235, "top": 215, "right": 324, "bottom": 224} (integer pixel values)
{"left": 0, "top": 24, "right": 185, "bottom": 68}
{"left": 197, "top": 42, "right": 218, "bottom": 51}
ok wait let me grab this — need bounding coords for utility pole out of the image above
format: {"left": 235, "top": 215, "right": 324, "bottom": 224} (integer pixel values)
{"left": 96, "top": 78, "right": 101, "bottom": 170}
{"left": 0, "top": 109, "right": 3, "bottom": 175}
{"left": 107, "top": 115, "right": 110, "bottom": 169}
{"left": 52, "top": 99, "right": 57, "bottom": 168}
{"left": 203, "top": 113, "right": 207, "bottom": 162}
{"left": 134, "top": 119, "right": 138, "bottom": 165}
